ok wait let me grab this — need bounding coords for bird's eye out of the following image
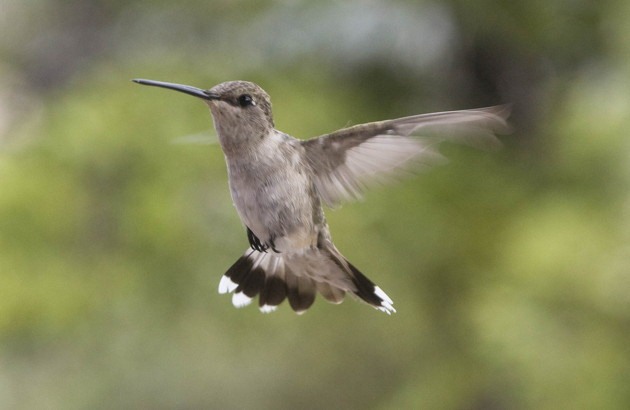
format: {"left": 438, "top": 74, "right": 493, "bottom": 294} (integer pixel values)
{"left": 237, "top": 94, "right": 255, "bottom": 107}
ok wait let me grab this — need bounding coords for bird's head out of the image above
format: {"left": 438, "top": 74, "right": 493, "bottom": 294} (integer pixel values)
{"left": 133, "top": 79, "right": 274, "bottom": 151}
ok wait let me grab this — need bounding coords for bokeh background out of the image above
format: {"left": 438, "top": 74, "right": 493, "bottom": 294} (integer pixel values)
{"left": 1, "top": 0, "right": 630, "bottom": 409}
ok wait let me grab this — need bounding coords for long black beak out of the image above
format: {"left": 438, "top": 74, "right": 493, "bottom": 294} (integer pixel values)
{"left": 132, "top": 79, "right": 219, "bottom": 100}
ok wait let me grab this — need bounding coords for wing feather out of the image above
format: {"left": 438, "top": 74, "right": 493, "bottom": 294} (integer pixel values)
{"left": 301, "top": 105, "right": 511, "bottom": 207}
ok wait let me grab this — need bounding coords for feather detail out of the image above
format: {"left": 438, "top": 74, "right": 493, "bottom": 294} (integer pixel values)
{"left": 302, "top": 105, "right": 511, "bottom": 207}
{"left": 217, "top": 245, "right": 394, "bottom": 314}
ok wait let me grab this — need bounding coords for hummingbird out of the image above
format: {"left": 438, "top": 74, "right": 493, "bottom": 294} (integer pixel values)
{"left": 133, "top": 78, "right": 510, "bottom": 315}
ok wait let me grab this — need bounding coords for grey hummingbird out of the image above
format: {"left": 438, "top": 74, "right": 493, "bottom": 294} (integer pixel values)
{"left": 133, "top": 78, "right": 510, "bottom": 315}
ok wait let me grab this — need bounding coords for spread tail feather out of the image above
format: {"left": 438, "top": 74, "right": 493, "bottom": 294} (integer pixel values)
{"left": 218, "top": 249, "right": 395, "bottom": 314}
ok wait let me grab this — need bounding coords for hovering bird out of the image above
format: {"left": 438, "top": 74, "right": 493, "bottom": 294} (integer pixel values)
{"left": 133, "top": 78, "right": 510, "bottom": 314}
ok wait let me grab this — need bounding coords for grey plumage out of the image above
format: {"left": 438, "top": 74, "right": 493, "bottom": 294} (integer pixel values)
{"left": 133, "top": 78, "right": 510, "bottom": 315}
{"left": 303, "top": 106, "right": 510, "bottom": 206}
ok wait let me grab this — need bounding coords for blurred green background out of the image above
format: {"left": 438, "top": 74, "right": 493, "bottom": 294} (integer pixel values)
{"left": 1, "top": 0, "right": 630, "bottom": 409}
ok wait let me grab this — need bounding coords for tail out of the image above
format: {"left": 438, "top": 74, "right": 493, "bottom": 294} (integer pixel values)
{"left": 217, "top": 249, "right": 395, "bottom": 314}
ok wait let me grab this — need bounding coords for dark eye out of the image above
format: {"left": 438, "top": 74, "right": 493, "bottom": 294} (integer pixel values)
{"left": 237, "top": 94, "right": 255, "bottom": 107}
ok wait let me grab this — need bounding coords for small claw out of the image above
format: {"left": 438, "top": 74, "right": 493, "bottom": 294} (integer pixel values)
{"left": 269, "top": 237, "right": 280, "bottom": 253}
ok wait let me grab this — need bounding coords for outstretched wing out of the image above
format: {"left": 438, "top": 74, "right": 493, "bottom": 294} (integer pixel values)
{"left": 301, "top": 105, "right": 511, "bottom": 207}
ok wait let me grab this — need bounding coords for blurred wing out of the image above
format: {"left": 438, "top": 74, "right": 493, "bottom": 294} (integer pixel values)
{"left": 169, "top": 131, "right": 218, "bottom": 145}
{"left": 301, "top": 105, "right": 511, "bottom": 207}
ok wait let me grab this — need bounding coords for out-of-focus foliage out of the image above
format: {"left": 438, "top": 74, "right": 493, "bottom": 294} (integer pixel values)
{"left": 1, "top": 0, "right": 630, "bottom": 409}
